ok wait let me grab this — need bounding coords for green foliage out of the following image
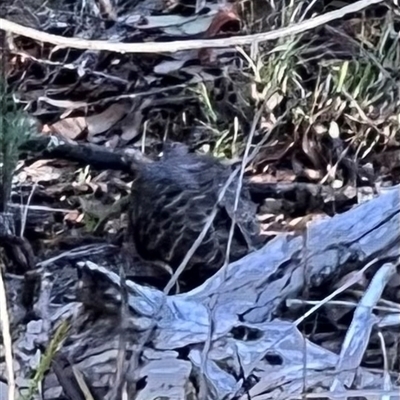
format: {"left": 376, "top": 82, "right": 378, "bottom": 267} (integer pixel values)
{"left": 0, "top": 79, "right": 33, "bottom": 213}
{"left": 22, "top": 320, "right": 70, "bottom": 400}
{"left": 192, "top": 1, "right": 400, "bottom": 175}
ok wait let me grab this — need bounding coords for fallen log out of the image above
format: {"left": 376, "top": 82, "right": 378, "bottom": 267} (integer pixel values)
{"left": 6, "top": 184, "right": 400, "bottom": 399}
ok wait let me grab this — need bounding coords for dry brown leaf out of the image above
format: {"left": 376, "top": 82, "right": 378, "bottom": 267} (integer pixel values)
{"left": 38, "top": 96, "right": 88, "bottom": 109}
{"left": 72, "top": 182, "right": 93, "bottom": 193}
{"left": 275, "top": 169, "right": 297, "bottom": 182}
{"left": 49, "top": 117, "right": 87, "bottom": 140}
{"left": 21, "top": 160, "right": 62, "bottom": 183}
{"left": 105, "top": 134, "right": 120, "bottom": 149}
{"left": 86, "top": 103, "right": 129, "bottom": 138}
{"left": 249, "top": 169, "right": 296, "bottom": 185}
{"left": 249, "top": 174, "right": 278, "bottom": 184}
{"left": 120, "top": 103, "right": 149, "bottom": 142}
{"left": 64, "top": 210, "right": 81, "bottom": 223}
{"left": 203, "top": 4, "right": 240, "bottom": 38}
{"left": 199, "top": 4, "right": 240, "bottom": 64}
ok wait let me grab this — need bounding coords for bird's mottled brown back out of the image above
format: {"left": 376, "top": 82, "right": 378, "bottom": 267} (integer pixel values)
{"left": 127, "top": 144, "right": 261, "bottom": 285}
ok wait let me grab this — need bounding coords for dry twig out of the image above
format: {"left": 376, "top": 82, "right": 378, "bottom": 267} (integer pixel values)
{"left": 0, "top": 269, "right": 15, "bottom": 400}
{"left": 0, "top": 0, "right": 384, "bottom": 53}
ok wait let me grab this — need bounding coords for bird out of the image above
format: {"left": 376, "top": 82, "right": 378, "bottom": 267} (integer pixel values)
{"left": 126, "top": 142, "right": 261, "bottom": 289}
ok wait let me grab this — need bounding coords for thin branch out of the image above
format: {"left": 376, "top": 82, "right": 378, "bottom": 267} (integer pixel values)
{"left": 0, "top": 269, "right": 15, "bottom": 400}
{"left": 0, "top": 0, "right": 384, "bottom": 54}
{"left": 20, "top": 182, "right": 37, "bottom": 238}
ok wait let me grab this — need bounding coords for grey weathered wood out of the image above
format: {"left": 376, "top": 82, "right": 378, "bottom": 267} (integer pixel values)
{"left": 6, "top": 185, "right": 400, "bottom": 399}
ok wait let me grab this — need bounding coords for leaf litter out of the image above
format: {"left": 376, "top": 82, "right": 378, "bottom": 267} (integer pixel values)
{"left": 1, "top": 0, "right": 400, "bottom": 399}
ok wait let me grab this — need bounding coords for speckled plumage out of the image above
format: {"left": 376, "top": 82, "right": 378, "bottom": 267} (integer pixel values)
{"left": 127, "top": 143, "right": 261, "bottom": 285}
